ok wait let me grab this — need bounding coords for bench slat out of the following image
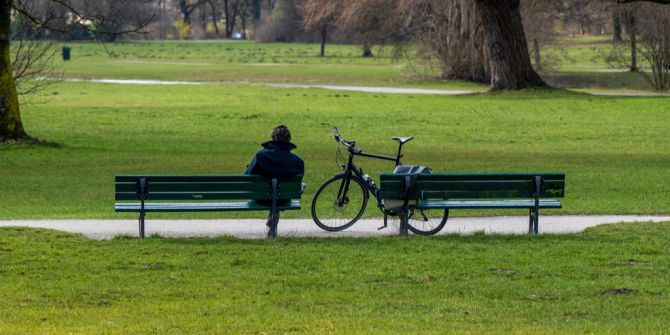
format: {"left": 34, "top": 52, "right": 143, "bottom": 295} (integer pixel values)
{"left": 115, "top": 191, "right": 303, "bottom": 201}
{"left": 115, "top": 175, "right": 303, "bottom": 183}
{"left": 379, "top": 173, "right": 565, "bottom": 200}
{"left": 115, "top": 200, "right": 301, "bottom": 212}
{"left": 418, "top": 199, "right": 562, "bottom": 209}
{"left": 115, "top": 175, "right": 302, "bottom": 201}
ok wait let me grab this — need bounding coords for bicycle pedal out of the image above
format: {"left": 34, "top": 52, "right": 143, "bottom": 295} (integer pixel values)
{"left": 377, "top": 225, "right": 387, "bottom": 230}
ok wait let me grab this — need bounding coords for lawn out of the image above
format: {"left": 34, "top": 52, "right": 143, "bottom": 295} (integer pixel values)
{"left": 1, "top": 81, "right": 668, "bottom": 219}
{"left": 1, "top": 222, "right": 669, "bottom": 333}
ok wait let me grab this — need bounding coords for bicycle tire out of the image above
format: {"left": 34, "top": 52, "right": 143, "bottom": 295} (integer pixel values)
{"left": 407, "top": 208, "right": 449, "bottom": 236}
{"left": 311, "top": 174, "right": 369, "bottom": 231}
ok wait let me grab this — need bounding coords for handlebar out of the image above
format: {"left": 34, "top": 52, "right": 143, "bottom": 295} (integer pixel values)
{"left": 332, "top": 127, "right": 356, "bottom": 150}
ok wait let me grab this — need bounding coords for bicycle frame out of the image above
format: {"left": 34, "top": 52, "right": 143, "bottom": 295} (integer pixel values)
{"left": 337, "top": 140, "right": 403, "bottom": 209}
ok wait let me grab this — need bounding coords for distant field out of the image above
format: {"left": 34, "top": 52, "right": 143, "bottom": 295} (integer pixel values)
{"left": 1, "top": 222, "right": 669, "bottom": 333}
{"left": 1, "top": 82, "right": 668, "bottom": 219}
{"left": 56, "top": 41, "right": 438, "bottom": 87}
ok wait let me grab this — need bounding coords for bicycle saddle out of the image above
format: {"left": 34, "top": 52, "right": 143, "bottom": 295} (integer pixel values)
{"left": 392, "top": 136, "right": 414, "bottom": 144}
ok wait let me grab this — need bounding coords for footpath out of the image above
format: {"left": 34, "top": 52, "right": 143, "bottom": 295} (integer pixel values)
{"left": 1, "top": 216, "right": 669, "bottom": 239}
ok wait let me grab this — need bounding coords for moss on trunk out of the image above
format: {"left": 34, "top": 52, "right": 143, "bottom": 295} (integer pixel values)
{"left": 0, "top": 0, "right": 27, "bottom": 141}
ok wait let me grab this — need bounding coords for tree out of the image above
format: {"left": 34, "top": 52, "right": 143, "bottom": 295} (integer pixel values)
{"left": 337, "top": 0, "right": 399, "bottom": 57}
{"left": 472, "top": 0, "right": 670, "bottom": 90}
{"left": 473, "top": 0, "right": 546, "bottom": 90}
{"left": 520, "top": 0, "right": 561, "bottom": 71}
{"left": 302, "top": 0, "right": 341, "bottom": 56}
{"left": 398, "top": 0, "right": 489, "bottom": 82}
{"left": 1, "top": 0, "right": 154, "bottom": 141}
{"left": 636, "top": 3, "right": 670, "bottom": 90}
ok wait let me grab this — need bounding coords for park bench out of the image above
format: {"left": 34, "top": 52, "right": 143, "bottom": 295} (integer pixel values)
{"left": 379, "top": 173, "right": 565, "bottom": 235}
{"left": 114, "top": 174, "right": 303, "bottom": 239}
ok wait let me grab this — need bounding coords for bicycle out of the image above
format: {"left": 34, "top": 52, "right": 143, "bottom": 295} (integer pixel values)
{"left": 311, "top": 127, "right": 448, "bottom": 235}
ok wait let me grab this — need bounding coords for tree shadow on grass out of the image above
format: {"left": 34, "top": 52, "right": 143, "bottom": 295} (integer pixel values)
{"left": 0, "top": 136, "right": 61, "bottom": 149}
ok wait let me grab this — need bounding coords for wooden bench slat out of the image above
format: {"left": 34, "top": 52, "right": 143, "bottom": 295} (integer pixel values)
{"left": 418, "top": 199, "right": 562, "bottom": 209}
{"left": 115, "top": 200, "right": 301, "bottom": 212}
{"left": 115, "top": 175, "right": 303, "bottom": 183}
{"left": 115, "top": 191, "right": 303, "bottom": 201}
{"left": 379, "top": 173, "right": 565, "bottom": 199}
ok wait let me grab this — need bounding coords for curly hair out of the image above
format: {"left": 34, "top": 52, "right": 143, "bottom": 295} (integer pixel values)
{"left": 271, "top": 124, "right": 291, "bottom": 143}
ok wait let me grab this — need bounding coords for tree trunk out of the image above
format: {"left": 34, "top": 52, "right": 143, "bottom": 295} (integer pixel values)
{"left": 630, "top": 31, "right": 637, "bottom": 71}
{"left": 210, "top": 0, "right": 220, "bottom": 37}
{"left": 613, "top": 13, "right": 623, "bottom": 42}
{"left": 474, "top": 0, "right": 546, "bottom": 90}
{"left": 362, "top": 40, "right": 373, "bottom": 57}
{"left": 0, "top": 0, "right": 26, "bottom": 141}
{"left": 252, "top": 0, "right": 261, "bottom": 29}
{"left": 224, "top": 0, "right": 231, "bottom": 38}
{"left": 442, "top": 0, "right": 490, "bottom": 83}
{"left": 180, "top": 0, "right": 193, "bottom": 25}
{"left": 319, "top": 25, "right": 327, "bottom": 57}
{"left": 240, "top": 12, "right": 247, "bottom": 39}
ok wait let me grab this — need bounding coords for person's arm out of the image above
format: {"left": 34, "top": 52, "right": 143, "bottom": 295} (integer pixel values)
{"left": 244, "top": 154, "right": 259, "bottom": 175}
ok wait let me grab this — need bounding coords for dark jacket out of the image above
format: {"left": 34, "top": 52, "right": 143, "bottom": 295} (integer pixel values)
{"left": 244, "top": 141, "right": 304, "bottom": 178}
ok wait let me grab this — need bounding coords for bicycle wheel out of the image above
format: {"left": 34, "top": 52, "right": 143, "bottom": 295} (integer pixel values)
{"left": 311, "top": 174, "right": 369, "bottom": 231}
{"left": 407, "top": 208, "right": 449, "bottom": 236}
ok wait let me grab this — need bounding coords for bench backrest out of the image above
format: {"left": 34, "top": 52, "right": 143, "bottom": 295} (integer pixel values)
{"left": 115, "top": 175, "right": 303, "bottom": 201}
{"left": 379, "top": 173, "right": 565, "bottom": 200}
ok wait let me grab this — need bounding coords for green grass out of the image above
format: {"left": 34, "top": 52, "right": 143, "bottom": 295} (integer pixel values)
{"left": 1, "top": 222, "right": 669, "bottom": 333}
{"left": 1, "top": 82, "right": 669, "bottom": 219}
{"left": 55, "top": 41, "right": 441, "bottom": 87}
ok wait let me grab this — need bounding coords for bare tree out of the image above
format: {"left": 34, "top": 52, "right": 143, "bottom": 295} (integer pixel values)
{"left": 11, "top": 29, "right": 59, "bottom": 99}
{"left": 1, "top": 0, "right": 155, "bottom": 141}
{"left": 398, "top": 0, "right": 489, "bottom": 82}
{"left": 521, "top": 0, "right": 561, "bottom": 71}
{"left": 255, "top": 0, "right": 301, "bottom": 42}
{"left": 637, "top": 3, "right": 670, "bottom": 90}
{"left": 337, "top": 0, "right": 399, "bottom": 57}
{"left": 302, "top": 0, "right": 341, "bottom": 56}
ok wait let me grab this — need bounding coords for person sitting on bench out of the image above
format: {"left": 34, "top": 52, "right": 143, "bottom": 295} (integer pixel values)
{"left": 245, "top": 124, "right": 305, "bottom": 206}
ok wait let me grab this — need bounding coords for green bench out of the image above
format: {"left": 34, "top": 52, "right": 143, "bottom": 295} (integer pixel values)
{"left": 114, "top": 175, "right": 303, "bottom": 238}
{"left": 379, "top": 173, "right": 565, "bottom": 235}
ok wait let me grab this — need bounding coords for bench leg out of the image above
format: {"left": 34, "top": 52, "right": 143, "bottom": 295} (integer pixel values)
{"left": 266, "top": 211, "right": 279, "bottom": 239}
{"left": 139, "top": 212, "right": 145, "bottom": 239}
{"left": 528, "top": 208, "right": 539, "bottom": 235}
{"left": 399, "top": 205, "right": 410, "bottom": 237}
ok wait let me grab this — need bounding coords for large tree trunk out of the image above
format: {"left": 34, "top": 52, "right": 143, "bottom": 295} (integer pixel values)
{"left": 474, "top": 0, "right": 546, "bottom": 90}
{"left": 442, "top": 0, "right": 489, "bottom": 83}
{"left": 0, "top": 0, "right": 26, "bottom": 141}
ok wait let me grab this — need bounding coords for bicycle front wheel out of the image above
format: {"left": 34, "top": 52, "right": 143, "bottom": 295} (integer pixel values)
{"left": 311, "top": 174, "right": 369, "bottom": 231}
{"left": 407, "top": 208, "right": 449, "bottom": 236}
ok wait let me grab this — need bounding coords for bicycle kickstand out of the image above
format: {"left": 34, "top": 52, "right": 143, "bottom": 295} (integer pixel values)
{"left": 378, "top": 211, "right": 389, "bottom": 230}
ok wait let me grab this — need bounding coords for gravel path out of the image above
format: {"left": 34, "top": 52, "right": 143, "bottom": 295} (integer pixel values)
{"left": 270, "top": 83, "right": 477, "bottom": 95}
{"left": 1, "top": 216, "right": 669, "bottom": 240}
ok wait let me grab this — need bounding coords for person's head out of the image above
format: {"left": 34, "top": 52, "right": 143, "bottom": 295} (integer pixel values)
{"left": 271, "top": 124, "right": 291, "bottom": 143}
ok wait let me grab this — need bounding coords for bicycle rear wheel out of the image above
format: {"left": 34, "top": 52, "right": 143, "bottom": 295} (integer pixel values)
{"left": 407, "top": 208, "right": 449, "bottom": 236}
{"left": 311, "top": 174, "right": 369, "bottom": 231}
